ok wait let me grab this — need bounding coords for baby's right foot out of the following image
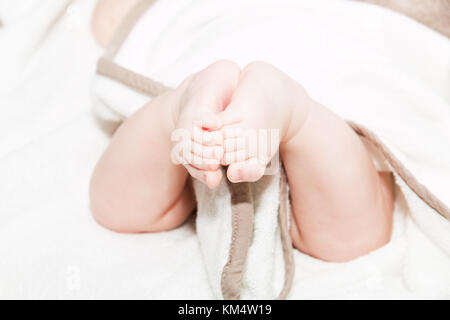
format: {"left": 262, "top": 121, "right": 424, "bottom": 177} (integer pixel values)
{"left": 218, "top": 62, "right": 311, "bottom": 183}
{"left": 174, "top": 113, "right": 224, "bottom": 189}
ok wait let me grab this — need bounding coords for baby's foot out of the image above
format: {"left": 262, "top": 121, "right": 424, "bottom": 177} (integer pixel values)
{"left": 217, "top": 61, "right": 309, "bottom": 183}
{"left": 174, "top": 112, "right": 224, "bottom": 189}
{"left": 171, "top": 60, "right": 240, "bottom": 188}
{"left": 219, "top": 111, "right": 284, "bottom": 183}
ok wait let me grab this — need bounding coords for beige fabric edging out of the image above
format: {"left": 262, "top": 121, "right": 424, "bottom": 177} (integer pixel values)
{"left": 221, "top": 182, "right": 254, "bottom": 300}
{"left": 97, "top": 57, "right": 169, "bottom": 96}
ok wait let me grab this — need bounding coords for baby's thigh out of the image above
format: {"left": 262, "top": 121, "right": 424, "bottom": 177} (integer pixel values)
{"left": 90, "top": 99, "right": 195, "bottom": 233}
{"left": 283, "top": 103, "right": 395, "bottom": 262}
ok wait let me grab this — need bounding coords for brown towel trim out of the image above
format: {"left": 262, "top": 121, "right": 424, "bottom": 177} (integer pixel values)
{"left": 97, "top": 57, "right": 169, "bottom": 96}
{"left": 221, "top": 181, "right": 255, "bottom": 300}
{"left": 221, "top": 171, "right": 295, "bottom": 300}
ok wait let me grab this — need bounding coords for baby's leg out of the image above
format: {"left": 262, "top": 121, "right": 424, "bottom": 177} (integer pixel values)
{"left": 90, "top": 60, "right": 239, "bottom": 233}
{"left": 90, "top": 91, "right": 194, "bottom": 233}
{"left": 283, "top": 101, "right": 395, "bottom": 262}
{"left": 219, "top": 62, "right": 394, "bottom": 262}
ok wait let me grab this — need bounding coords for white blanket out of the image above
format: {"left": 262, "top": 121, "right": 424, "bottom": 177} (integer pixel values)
{"left": 0, "top": 0, "right": 212, "bottom": 299}
{"left": 1, "top": 0, "right": 449, "bottom": 299}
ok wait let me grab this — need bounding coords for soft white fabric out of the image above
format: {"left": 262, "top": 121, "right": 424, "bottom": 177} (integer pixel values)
{"left": 93, "top": 0, "right": 450, "bottom": 299}
{"left": 0, "top": 0, "right": 212, "bottom": 299}
{"left": 194, "top": 171, "right": 286, "bottom": 299}
{"left": 0, "top": 0, "right": 74, "bottom": 93}
{"left": 1, "top": 0, "right": 449, "bottom": 299}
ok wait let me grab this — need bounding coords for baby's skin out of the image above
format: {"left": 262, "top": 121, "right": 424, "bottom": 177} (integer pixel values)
{"left": 90, "top": 61, "right": 395, "bottom": 262}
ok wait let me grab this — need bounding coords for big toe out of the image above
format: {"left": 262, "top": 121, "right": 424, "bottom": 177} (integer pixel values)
{"left": 227, "top": 159, "right": 265, "bottom": 183}
{"left": 205, "top": 170, "right": 223, "bottom": 189}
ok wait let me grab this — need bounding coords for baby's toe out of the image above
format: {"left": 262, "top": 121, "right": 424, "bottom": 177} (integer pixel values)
{"left": 193, "top": 127, "right": 223, "bottom": 146}
{"left": 192, "top": 142, "right": 224, "bottom": 160}
{"left": 223, "top": 137, "right": 246, "bottom": 153}
{"left": 205, "top": 170, "right": 223, "bottom": 189}
{"left": 222, "top": 149, "right": 248, "bottom": 166}
{"left": 227, "top": 158, "right": 265, "bottom": 183}
{"left": 221, "top": 124, "right": 243, "bottom": 139}
{"left": 185, "top": 165, "right": 221, "bottom": 188}
{"left": 189, "top": 154, "right": 220, "bottom": 171}
{"left": 185, "top": 165, "right": 208, "bottom": 184}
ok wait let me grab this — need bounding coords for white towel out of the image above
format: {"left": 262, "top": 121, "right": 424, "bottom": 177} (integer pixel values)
{"left": 92, "top": 0, "right": 450, "bottom": 299}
